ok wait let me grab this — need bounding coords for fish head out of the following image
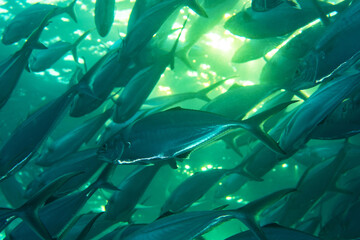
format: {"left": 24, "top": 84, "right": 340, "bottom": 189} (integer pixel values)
{"left": 289, "top": 52, "right": 318, "bottom": 91}
{"left": 97, "top": 135, "right": 125, "bottom": 164}
{"left": 2, "top": 22, "right": 24, "bottom": 45}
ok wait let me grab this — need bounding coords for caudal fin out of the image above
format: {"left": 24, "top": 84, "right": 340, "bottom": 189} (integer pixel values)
{"left": 239, "top": 100, "right": 298, "bottom": 154}
{"left": 66, "top": 0, "right": 78, "bottom": 23}
{"left": 0, "top": 172, "right": 81, "bottom": 240}
{"left": 71, "top": 29, "right": 93, "bottom": 63}
{"left": 186, "top": 0, "right": 208, "bottom": 18}
{"left": 195, "top": 79, "right": 227, "bottom": 102}
{"left": 233, "top": 188, "right": 296, "bottom": 240}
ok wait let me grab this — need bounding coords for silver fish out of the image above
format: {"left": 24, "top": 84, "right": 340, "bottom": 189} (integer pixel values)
{"left": 2, "top": 0, "right": 77, "bottom": 45}
{"left": 28, "top": 29, "right": 91, "bottom": 72}
{"left": 95, "top": 0, "right": 115, "bottom": 37}
{"left": 98, "top": 103, "right": 292, "bottom": 165}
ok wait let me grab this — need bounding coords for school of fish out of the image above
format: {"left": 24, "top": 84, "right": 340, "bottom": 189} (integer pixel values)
{"left": 0, "top": 0, "right": 360, "bottom": 239}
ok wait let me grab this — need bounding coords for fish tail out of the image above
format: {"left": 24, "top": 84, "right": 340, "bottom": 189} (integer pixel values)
{"left": 24, "top": 8, "right": 57, "bottom": 51}
{"left": 233, "top": 188, "right": 295, "bottom": 240}
{"left": 72, "top": 29, "right": 93, "bottom": 63}
{"left": 239, "top": 101, "right": 297, "bottom": 155}
{"left": 175, "top": 47, "right": 195, "bottom": 70}
{"left": 169, "top": 16, "right": 189, "bottom": 70}
{"left": 185, "top": 0, "right": 208, "bottom": 18}
{"left": 66, "top": 0, "right": 78, "bottom": 23}
{"left": 74, "top": 212, "right": 105, "bottom": 240}
{"left": 9, "top": 172, "right": 81, "bottom": 240}
{"left": 195, "top": 79, "right": 227, "bottom": 102}
{"left": 88, "top": 164, "right": 118, "bottom": 194}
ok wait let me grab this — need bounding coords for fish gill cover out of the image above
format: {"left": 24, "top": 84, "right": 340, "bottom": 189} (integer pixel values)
{"left": 0, "top": 0, "right": 359, "bottom": 239}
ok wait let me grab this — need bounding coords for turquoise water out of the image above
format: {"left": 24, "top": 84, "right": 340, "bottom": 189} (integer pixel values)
{"left": 0, "top": 0, "right": 359, "bottom": 239}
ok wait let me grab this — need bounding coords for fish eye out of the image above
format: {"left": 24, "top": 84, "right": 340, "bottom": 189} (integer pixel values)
{"left": 101, "top": 144, "right": 108, "bottom": 152}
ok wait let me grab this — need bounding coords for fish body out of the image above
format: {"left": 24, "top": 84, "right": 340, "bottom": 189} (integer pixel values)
{"left": 259, "top": 21, "right": 325, "bottom": 91}
{"left": 25, "top": 149, "right": 103, "bottom": 199}
{"left": 113, "top": 23, "right": 184, "bottom": 123}
{"left": 275, "top": 144, "right": 347, "bottom": 226}
{"left": 232, "top": 37, "right": 284, "bottom": 64}
{"left": 99, "top": 107, "right": 284, "bottom": 165}
{"left": 70, "top": 49, "right": 126, "bottom": 117}
{"left": 160, "top": 169, "right": 228, "bottom": 215}
{"left": 279, "top": 72, "right": 360, "bottom": 156}
{"left": 121, "top": 0, "right": 207, "bottom": 57}
{"left": 201, "top": 84, "right": 274, "bottom": 119}
{"left": 310, "top": 94, "right": 360, "bottom": 139}
{"left": 0, "top": 89, "right": 75, "bottom": 182}
{"left": 224, "top": 0, "right": 344, "bottom": 39}
{"left": 105, "top": 165, "right": 161, "bottom": 222}
{"left": 28, "top": 30, "right": 91, "bottom": 72}
{"left": 2, "top": 0, "right": 77, "bottom": 45}
{"left": 95, "top": 0, "right": 115, "bottom": 37}
{"left": 35, "top": 108, "right": 112, "bottom": 166}
{"left": 0, "top": 9, "right": 53, "bottom": 109}
{"left": 123, "top": 189, "right": 293, "bottom": 240}
{"left": 225, "top": 224, "right": 319, "bottom": 240}
{"left": 9, "top": 165, "right": 115, "bottom": 240}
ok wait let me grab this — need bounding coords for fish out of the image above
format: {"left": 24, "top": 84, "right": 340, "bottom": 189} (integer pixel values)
{"left": 112, "top": 18, "right": 186, "bottom": 123}
{"left": 104, "top": 165, "right": 162, "bottom": 223}
{"left": 2, "top": 0, "right": 78, "bottom": 45}
{"left": 142, "top": 79, "right": 226, "bottom": 111}
{"left": 159, "top": 168, "right": 231, "bottom": 217}
{"left": 28, "top": 29, "right": 92, "bottom": 72}
{"left": 214, "top": 172, "right": 248, "bottom": 199}
{"left": 279, "top": 72, "right": 360, "bottom": 156}
{"left": 99, "top": 224, "right": 147, "bottom": 240}
{"left": 175, "top": 0, "right": 239, "bottom": 68}
{"left": 0, "top": 172, "right": 80, "bottom": 240}
{"left": 232, "top": 37, "right": 284, "bottom": 64}
{"left": 224, "top": 0, "right": 347, "bottom": 39}
{"left": 315, "top": 0, "right": 360, "bottom": 53}
{"left": 9, "top": 165, "right": 117, "bottom": 240}
{"left": 274, "top": 141, "right": 348, "bottom": 226}
{"left": 214, "top": 107, "right": 298, "bottom": 197}
{"left": 121, "top": 0, "right": 207, "bottom": 58}
{"left": 63, "top": 166, "right": 161, "bottom": 239}
{"left": 0, "top": 9, "right": 54, "bottom": 109}
{"left": 294, "top": 1, "right": 360, "bottom": 87}
{"left": 69, "top": 48, "right": 126, "bottom": 117}
{"left": 201, "top": 83, "right": 275, "bottom": 119}
{"left": 0, "top": 87, "right": 76, "bottom": 182}
{"left": 0, "top": 175, "right": 26, "bottom": 208}
{"left": 310, "top": 93, "right": 360, "bottom": 140}
{"left": 122, "top": 188, "right": 294, "bottom": 240}
{"left": 35, "top": 108, "right": 112, "bottom": 166}
{"left": 225, "top": 223, "right": 319, "bottom": 239}
{"left": 98, "top": 102, "right": 294, "bottom": 166}
{"left": 95, "top": 0, "right": 115, "bottom": 37}
{"left": 25, "top": 149, "right": 104, "bottom": 199}
{"left": 259, "top": 21, "right": 325, "bottom": 91}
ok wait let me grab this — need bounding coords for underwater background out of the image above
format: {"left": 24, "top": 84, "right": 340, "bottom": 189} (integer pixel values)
{"left": 0, "top": 0, "right": 359, "bottom": 239}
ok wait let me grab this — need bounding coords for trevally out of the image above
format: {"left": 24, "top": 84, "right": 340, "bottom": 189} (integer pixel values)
{"left": 0, "top": 87, "right": 76, "bottom": 182}
{"left": 98, "top": 102, "right": 294, "bottom": 166}
{"left": 224, "top": 0, "right": 348, "bottom": 39}
{"left": 2, "top": 0, "right": 77, "bottom": 45}
{"left": 95, "top": 0, "right": 115, "bottom": 37}
{"left": 0, "top": 9, "right": 53, "bottom": 109}
{"left": 122, "top": 188, "right": 294, "bottom": 240}
{"left": 28, "top": 29, "right": 92, "bottom": 72}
